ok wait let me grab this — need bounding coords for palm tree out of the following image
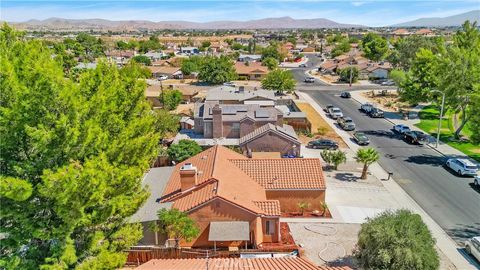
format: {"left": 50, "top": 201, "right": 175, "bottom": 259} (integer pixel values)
{"left": 297, "top": 201, "right": 310, "bottom": 216}
{"left": 355, "top": 148, "right": 380, "bottom": 180}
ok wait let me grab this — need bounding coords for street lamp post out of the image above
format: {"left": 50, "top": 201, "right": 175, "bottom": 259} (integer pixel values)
{"left": 431, "top": 90, "right": 446, "bottom": 148}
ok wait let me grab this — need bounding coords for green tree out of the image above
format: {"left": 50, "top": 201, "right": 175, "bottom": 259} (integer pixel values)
{"left": 180, "top": 55, "right": 203, "bottom": 76}
{"left": 261, "top": 69, "right": 296, "bottom": 94}
{"left": 132, "top": 55, "right": 152, "bottom": 66}
{"left": 338, "top": 66, "right": 359, "bottom": 83}
{"left": 161, "top": 89, "right": 183, "bottom": 111}
{"left": 387, "top": 35, "right": 443, "bottom": 70}
{"left": 153, "top": 209, "right": 200, "bottom": 247}
{"left": 0, "top": 24, "right": 161, "bottom": 269}
{"left": 331, "top": 39, "right": 351, "bottom": 57}
{"left": 362, "top": 33, "right": 388, "bottom": 61}
{"left": 262, "top": 56, "right": 278, "bottom": 70}
{"left": 155, "top": 109, "right": 180, "bottom": 138}
{"left": 399, "top": 48, "right": 438, "bottom": 104}
{"left": 389, "top": 68, "right": 406, "bottom": 86}
{"left": 354, "top": 148, "right": 380, "bottom": 179}
{"left": 321, "top": 150, "right": 347, "bottom": 170}
{"left": 435, "top": 21, "right": 480, "bottom": 138}
{"left": 198, "top": 55, "right": 237, "bottom": 84}
{"left": 231, "top": 42, "right": 245, "bottom": 50}
{"left": 356, "top": 209, "right": 439, "bottom": 270}
{"left": 261, "top": 44, "right": 284, "bottom": 62}
{"left": 167, "top": 140, "right": 202, "bottom": 163}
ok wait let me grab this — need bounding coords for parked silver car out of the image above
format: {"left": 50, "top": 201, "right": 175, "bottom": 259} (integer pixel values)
{"left": 328, "top": 107, "right": 343, "bottom": 119}
{"left": 445, "top": 158, "right": 478, "bottom": 176}
{"left": 465, "top": 236, "right": 480, "bottom": 262}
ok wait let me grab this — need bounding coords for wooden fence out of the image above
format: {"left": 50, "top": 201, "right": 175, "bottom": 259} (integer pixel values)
{"left": 126, "top": 247, "right": 298, "bottom": 266}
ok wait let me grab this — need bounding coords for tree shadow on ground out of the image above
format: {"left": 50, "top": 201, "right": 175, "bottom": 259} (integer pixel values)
{"left": 404, "top": 154, "right": 447, "bottom": 167}
{"left": 335, "top": 172, "right": 360, "bottom": 182}
{"left": 447, "top": 223, "right": 480, "bottom": 245}
{"left": 326, "top": 254, "right": 358, "bottom": 269}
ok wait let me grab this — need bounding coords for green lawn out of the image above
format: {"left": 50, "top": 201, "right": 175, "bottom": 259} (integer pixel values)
{"left": 415, "top": 105, "right": 480, "bottom": 162}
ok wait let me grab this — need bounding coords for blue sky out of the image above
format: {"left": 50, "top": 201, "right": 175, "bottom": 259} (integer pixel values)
{"left": 1, "top": 1, "right": 479, "bottom": 27}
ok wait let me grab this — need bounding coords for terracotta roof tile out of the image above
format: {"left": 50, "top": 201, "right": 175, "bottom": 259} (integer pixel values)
{"left": 229, "top": 158, "right": 325, "bottom": 190}
{"left": 235, "top": 61, "right": 269, "bottom": 75}
{"left": 253, "top": 200, "right": 281, "bottom": 216}
{"left": 168, "top": 181, "right": 218, "bottom": 211}
{"left": 135, "top": 257, "right": 352, "bottom": 270}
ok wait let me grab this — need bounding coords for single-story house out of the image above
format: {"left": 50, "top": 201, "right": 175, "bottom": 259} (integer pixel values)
{"left": 133, "top": 145, "right": 325, "bottom": 249}
{"left": 148, "top": 66, "right": 183, "bottom": 79}
{"left": 367, "top": 66, "right": 389, "bottom": 79}
{"left": 234, "top": 62, "right": 269, "bottom": 80}
{"left": 146, "top": 84, "right": 200, "bottom": 106}
{"left": 179, "top": 47, "right": 199, "bottom": 55}
{"left": 238, "top": 54, "right": 262, "bottom": 62}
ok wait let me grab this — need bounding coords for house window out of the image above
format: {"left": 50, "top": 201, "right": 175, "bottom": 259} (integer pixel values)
{"left": 232, "top": 123, "right": 240, "bottom": 130}
{"left": 254, "top": 74, "right": 262, "bottom": 78}
{"left": 265, "top": 220, "right": 275, "bottom": 235}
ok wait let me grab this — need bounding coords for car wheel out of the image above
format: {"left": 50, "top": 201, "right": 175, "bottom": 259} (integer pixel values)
{"left": 457, "top": 170, "right": 462, "bottom": 176}
{"left": 465, "top": 245, "right": 471, "bottom": 254}
{"left": 474, "top": 179, "right": 478, "bottom": 186}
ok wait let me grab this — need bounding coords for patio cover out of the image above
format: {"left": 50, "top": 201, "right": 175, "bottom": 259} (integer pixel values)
{"left": 208, "top": 221, "right": 250, "bottom": 241}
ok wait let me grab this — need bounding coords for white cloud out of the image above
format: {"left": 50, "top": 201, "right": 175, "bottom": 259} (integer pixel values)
{"left": 351, "top": 2, "right": 366, "bottom": 7}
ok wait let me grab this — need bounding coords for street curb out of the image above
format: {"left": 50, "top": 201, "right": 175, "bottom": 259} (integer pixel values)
{"left": 298, "top": 91, "right": 477, "bottom": 269}
{"left": 349, "top": 90, "right": 450, "bottom": 158}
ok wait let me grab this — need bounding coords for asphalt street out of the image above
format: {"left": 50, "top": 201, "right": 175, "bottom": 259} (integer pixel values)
{"left": 294, "top": 55, "right": 480, "bottom": 244}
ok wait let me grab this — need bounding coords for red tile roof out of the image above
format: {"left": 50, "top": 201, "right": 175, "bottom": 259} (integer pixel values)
{"left": 135, "top": 257, "right": 352, "bottom": 270}
{"left": 253, "top": 200, "right": 281, "bottom": 216}
{"left": 229, "top": 158, "right": 325, "bottom": 190}
{"left": 235, "top": 61, "right": 269, "bottom": 75}
{"left": 171, "top": 181, "right": 218, "bottom": 211}
{"left": 162, "top": 146, "right": 325, "bottom": 216}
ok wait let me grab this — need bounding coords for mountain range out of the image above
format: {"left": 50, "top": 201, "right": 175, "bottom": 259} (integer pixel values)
{"left": 9, "top": 10, "right": 479, "bottom": 31}
{"left": 11, "top": 17, "right": 362, "bottom": 31}
{"left": 392, "top": 10, "right": 479, "bottom": 27}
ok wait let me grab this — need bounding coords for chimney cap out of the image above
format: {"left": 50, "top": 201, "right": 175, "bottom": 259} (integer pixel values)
{"left": 181, "top": 163, "right": 196, "bottom": 171}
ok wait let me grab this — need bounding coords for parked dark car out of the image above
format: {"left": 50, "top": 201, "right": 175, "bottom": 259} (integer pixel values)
{"left": 307, "top": 139, "right": 339, "bottom": 150}
{"left": 353, "top": 132, "right": 370, "bottom": 145}
{"left": 368, "top": 108, "right": 384, "bottom": 118}
{"left": 324, "top": 104, "right": 334, "bottom": 113}
{"left": 340, "top": 92, "right": 351, "bottom": 98}
{"left": 299, "top": 63, "right": 307, "bottom": 68}
{"left": 404, "top": 131, "right": 429, "bottom": 145}
{"left": 360, "top": 103, "right": 374, "bottom": 113}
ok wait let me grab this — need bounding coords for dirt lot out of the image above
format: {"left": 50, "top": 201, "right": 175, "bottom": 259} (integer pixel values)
{"left": 360, "top": 90, "right": 411, "bottom": 113}
{"left": 294, "top": 101, "right": 347, "bottom": 148}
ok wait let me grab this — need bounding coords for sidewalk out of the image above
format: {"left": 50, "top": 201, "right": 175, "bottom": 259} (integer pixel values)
{"left": 350, "top": 90, "right": 479, "bottom": 165}
{"left": 296, "top": 90, "right": 478, "bottom": 270}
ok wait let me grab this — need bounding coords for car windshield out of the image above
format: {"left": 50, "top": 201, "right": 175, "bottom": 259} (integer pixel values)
{"left": 345, "top": 119, "right": 353, "bottom": 123}
{"left": 466, "top": 165, "right": 478, "bottom": 170}
{"left": 333, "top": 108, "right": 341, "bottom": 113}
{"left": 356, "top": 133, "right": 367, "bottom": 139}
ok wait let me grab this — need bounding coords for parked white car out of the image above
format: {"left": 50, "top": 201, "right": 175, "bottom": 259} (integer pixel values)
{"left": 474, "top": 175, "right": 480, "bottom": 187}
{"left": 393, "top": 124, "right": 411, "bottom": 134}
{"left": 328, "top": 107, "right": 343, "bottom": 119}
{"left": 223, "top": 82, "right": 235, "bottom": 87}
{"left": 445, "top": 158, "right": 478, "bottom": 176}
{"left": 465, "top": 236, "right": 480, "bottom": 262}
{"left": 157, "top": 75, "right": 168, "bottom": 81}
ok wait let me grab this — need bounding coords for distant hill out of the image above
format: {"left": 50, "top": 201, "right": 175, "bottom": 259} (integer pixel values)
{"left": 11, "top": 16, "right": 363, "bottom": 31}
{"left": 392, "top": 10, "right": 479, "bottom": 27}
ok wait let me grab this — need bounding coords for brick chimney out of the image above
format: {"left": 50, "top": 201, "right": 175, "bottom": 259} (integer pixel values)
{"left": 276, "top": 111, "right": 284, "bottom": 127}
{"left": 180, "top": 163, "right": 198, "bottom": 191}
{"left": 212, "top": 104, "right": 223, "bottom": 138}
